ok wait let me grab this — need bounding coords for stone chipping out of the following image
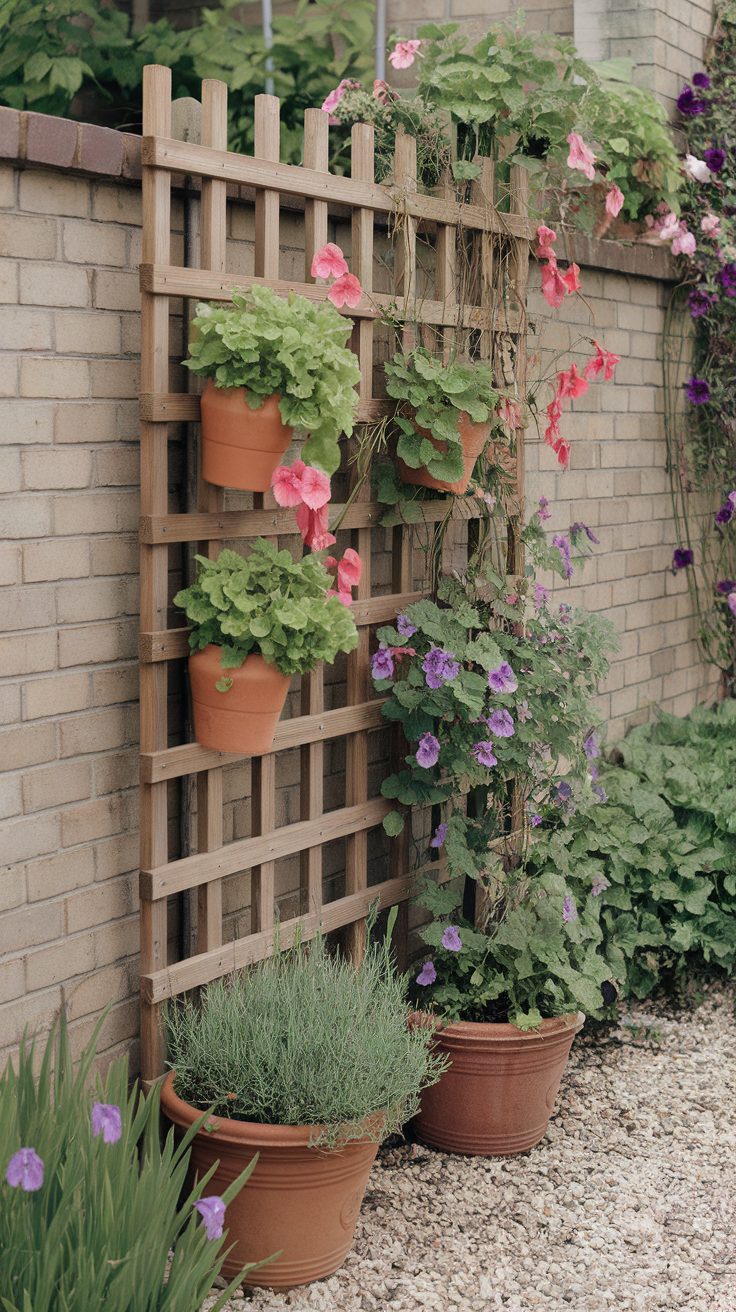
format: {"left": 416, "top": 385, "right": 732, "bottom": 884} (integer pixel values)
{"left": 207, "top": 984, "right": 736, "bottom": 1312}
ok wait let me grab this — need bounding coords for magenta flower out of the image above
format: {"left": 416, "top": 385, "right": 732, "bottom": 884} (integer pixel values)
{"left": 685, "top": 376, "right": 710, "bottom": 405}
{"left": 677, "top": 86, "right": 707, "bottom": 116}
{"left": 430, "top": 822, "right": 448, "bottom": 849}
{"left": 441, "top": 925, "right": 462, "bottom": 953}
{"left": 396, "top": 613, "right": 417, "bottom": 638}
{"left": 371, "top": 646, "right": 395, "bottom": 681}
{"left": 717, "top": 579, "right": 736, "bottom": 594}
{"left": 5, "top": 1148, "right": 44, "bottom": 1192}
{"left": 538, "top": 496, "right": 551, "bottom": 522}
{"left": 704, "top": 147, "right": 726, "bottom": 173}
{"left": 715, "top": 501, "right": 734, "bottom": 526}
{"left": 562, "top": 894, "right": 578, "bottom": 923}
{"left": 91, "top": 1102, "right": 122, "bottom": 1145}
{"left": 552, "top": 534, "right": 573, "bottom": 579}
{"left": 422, "top": 647, "right": 460, "bottom": 689}
{"left": 487, "top": 708, "right": 515, "bottom": 738}
{"left": 530, "top": 813, "right": 542, "bottom": 827}
{"left": 718, "top": 264, "right": 736, "bottom": 297}
{"left": 591, "top": 875, "right": 609, "bottom": 897}
{"left": 416, "top": 733, "right": 440, "bottom": 768}
{"left": 488, "top": 661, "right": 517, "bottom": 694}
{"left": 472, "top": 740, "right": 498, "bottom": 768}
{"left": 672, "top": 547, "right": 694, "bottom": 571}
{"left": 693, "top": 72, "right": 711, "bottom": 89}
{"left": 195, "top": 1195, "right": 226, "bottom": 1241}
{"left": 416, "top": 960, "right": 437, "bottom": 986}
{"left": 688, "top": 288, "right": 716, "bottom": 319}
{"left": 571, "top": 522, "right": 600, "bottom": 545}
{"left": 533, "top": 583, "right": 549, "bottom": 609}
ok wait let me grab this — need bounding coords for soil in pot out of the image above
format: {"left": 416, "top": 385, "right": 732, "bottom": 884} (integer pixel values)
{"left": 398, "top": 412, "right": 490, "bottom": 495}
{"left": 189, "top": 646, "right": 291, "bottom": 755}
{"left": 412, "top": 1012, "right": 584, "bottom": 1156}
{"left": 160, "top": 1072, "right": 380, "bottom": 1289}
{"left": 200, "top": 382, "right": 293, "bottom": 492}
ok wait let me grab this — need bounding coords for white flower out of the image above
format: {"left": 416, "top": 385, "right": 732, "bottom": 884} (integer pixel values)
{"left": 683, "top": 153, "right": 711, "bottom": 184}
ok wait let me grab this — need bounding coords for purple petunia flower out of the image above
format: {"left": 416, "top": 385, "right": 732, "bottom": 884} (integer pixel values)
{"left": 715, "top": 501, "right": 734, "bottom": 526}
{"left": 441, "top": 925, "right": 462, "bottom": 953}
{"left": 91, "top": 1102, "right": 122, "bottom": 1145}
{"left": 530, "top": 813, "right": 542, "bottom": 827}
{"left": 555, "top": 780, "right": 573, "bottom": 804}
{"left": 396, "top": 613, "right": 417, "bottom": 638}
{"left": 488, "top": 661, "right": 518, "bottom": 694}
{"left": 677, "top": 86, "right": 707, "bottom": 116}
{"left": 533, "top": 583, "right": 549, "bottom": 609}
{"left": 538, "top": 495, "right": 551, "bottom": 522}
{"left": 472, "top": 740, "right": 498, "bottom": 768}
{"left": 729, "top": 592, "right": 736, "bottom": 619}
{"left": 593, "top": 784, "right": 608, "bottom": 802}
{"left": 717, "top": 263, "right": 736, "bottom": 297}
{"left": 5, "top": 1148, "right": 44, "bottom": 1192}
{"left": 422, "top": 646, "right": 460, "bottom": 690}
{"left": 487, "top": 708, "right": 515, "bottom": 738}
{"left": 416, "top": 732, "right": 440, "bottom": 768}
{"left": 570, "top": 522, "right": 601, "bottom": 545}
{"left": 195, "top": 1196, "right": 226, "bottom": 1242}
{"left": 672, "top": 547, "right": 694, "bottom": 571}
{"left": 685, "top": 376, "right": 710, "bottom": 404}
{"left": 688, "top": 288, "right": 717, "bottom": 319}
{"left": 583, "top": 731, "right": 600, "bottom": 760}
{"left": 704, "top": 147, "right": 726, "bottom": 173}
{"left": 371, "top": 646, "right": 395, "bottom": 681}
{"left": 562, "top": 894, "right": 578, "bottom": 923}
{"left": 430, "top": 821, "right": 448, "bottom": 849}
{"left": 591, "top": 874, "right": 609, "bottom": 897}
{"left": 717, "top": 579, "right": 736, "bottom": 594}
{"left": 693, "top": 72, "right": 711, "bottom": 89}
{"left": 416, "top": 960, "right": 437, "bottom": 986}
{"left": 552, "top": 534, "right": 573, "bottom": 580}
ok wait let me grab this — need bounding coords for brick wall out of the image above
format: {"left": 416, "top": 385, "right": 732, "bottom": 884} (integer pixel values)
{"left": 573, "top": 0, "right": 714, "bottom": 108}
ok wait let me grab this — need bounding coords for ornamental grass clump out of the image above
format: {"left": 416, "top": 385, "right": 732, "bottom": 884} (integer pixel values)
{"left": 1, "top": 1016, "right": 255, "bottom": 1312}
{"left": 166, "top": 924, "right": 446, "bottom": 1146}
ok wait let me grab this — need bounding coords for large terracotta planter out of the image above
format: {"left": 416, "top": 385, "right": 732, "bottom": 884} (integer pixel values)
{"left": 189, "top": 646, "right": 290, "bottom": 755}
{"left": 398, "top": 412, "right": 490, "bottom": 495}
{"left": 200, "top": 382, "right": 293, "bottom": 491}
{"left": 412, "top": 1011, "right": 584, "bottom": 1156}
{"left": 160, "top": 1073, "right": 380, "bottom": 1289}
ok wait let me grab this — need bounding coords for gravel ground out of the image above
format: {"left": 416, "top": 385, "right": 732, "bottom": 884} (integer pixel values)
{"left": 207, "top": 983, "right": 736, "bottom": 1312}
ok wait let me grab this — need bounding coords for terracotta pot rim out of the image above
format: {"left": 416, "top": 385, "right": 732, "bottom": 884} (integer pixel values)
{"left": 409, "top": 1010, "right": 584, "bottom": 1042}
{"left": 160, "top": 1071, "right": 382, "bottom": 1148}
{"left": 203, "top": 381, "right": 283, "bottom": 408}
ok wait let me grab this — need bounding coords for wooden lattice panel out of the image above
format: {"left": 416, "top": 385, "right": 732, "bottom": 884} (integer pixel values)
{"left": 138, "top": 65, "right": 530, "bottom": 1081}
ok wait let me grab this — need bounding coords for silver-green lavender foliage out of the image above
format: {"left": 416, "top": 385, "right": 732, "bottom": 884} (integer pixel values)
{"left": 166, "top": 929, "right": 446, "bottom": 1146}
{"left": 0, "top": 1016, "right": 256, "bottom": 1312}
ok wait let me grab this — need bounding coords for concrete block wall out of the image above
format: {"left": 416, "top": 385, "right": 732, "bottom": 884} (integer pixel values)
{"left": 573, "top": 0, "right": 714, "bottom": 108}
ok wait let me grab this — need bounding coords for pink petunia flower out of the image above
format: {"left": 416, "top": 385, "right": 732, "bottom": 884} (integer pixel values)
{"left": 299, "top": 464, "right": 331, "bottom": 509}
{"left": 311, "top": 242, "right": 349, "bottom": 281}
{"left": 605, "top": 184, "right": 625, "bottom": 218}
{"left": 497, "top": 396, "right": 522, "bottom": 430}
{"left": 672, "top": 228, "right": 696, "bottom": 257}
{"left": 541, "top": 257, "right": 569, "bottom": 309}
{"left": 388, "top": 39, "right": 422, "bottom": 70}
{"left": 556, "top": 363, "right": 588, "bottom": 400}
{"left": 373, "top": 79, "right": 391, "bottom": 103}
{"left": 701, "top": 213, "right": 721, "bottom": 236}
{"left": 584, "top": 339, "right": 620, "bottom": 382}
{"left": 320, "top": 79, "right": 360, "bottom": 124}
{"left": 327, "top": 272, "right": 363, "bottom": 309}
{"left": 657, "top": 211, "right": 682, "bottom": 242}
{"left": 295, "top": 502, "right": 336, "bottom": 551}
{"left": 536, "top": 224, "right": 557, "bottom": 258}
{"left": 566, "top": 133, "right": 597, "bottom": 181}
{"left": 272, "top": 459, "right": 307, "bottom": 507}
{"left": 562, "top": 262, "right": 582, "bottom": 295}
{"left": 337, "top": 547, "right": 362, "bottom": 591}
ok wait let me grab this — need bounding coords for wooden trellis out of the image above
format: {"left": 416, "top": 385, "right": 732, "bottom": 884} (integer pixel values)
{"left": 138, "top": 64, "right": 531, "bottom": 1083}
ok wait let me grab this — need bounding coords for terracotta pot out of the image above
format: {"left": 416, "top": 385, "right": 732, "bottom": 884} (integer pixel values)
{"left": 160, "top": 1073, "right": 380, "bottom": 1289}
{"left": 398, "top": 412, "right": 490, "bottom": 495}
{"left": 189, "top": 646, "right": 290, "bottom": 756}
{"left": 200, "top": 382, "right": 293, "bottom": 492}
{"left": 411, "top": 1011, "right": 584, "bottom": 1156}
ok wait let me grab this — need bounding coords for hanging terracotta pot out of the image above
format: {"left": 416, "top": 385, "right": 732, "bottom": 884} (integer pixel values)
{"left": 189, "top": 646, "right": 290, "bottom": 756}
{"left": 200, "top": 382, "right": 293, "bottom": 492}
{"left": 398, "top": 412, "right": 490, "bottom": 495}
{"left": 411, "top": 1011, "right": 584, "bottom": 1156}
{"left": 160, "top": 1073, "right": 380, "bottom": 1289}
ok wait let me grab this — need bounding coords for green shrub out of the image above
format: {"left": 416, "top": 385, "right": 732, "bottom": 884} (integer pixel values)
{"left": 166, "top": 924, "right": 446, "bottom": 1146}
{"left": 0, "top": 1017, "right": 255, "bottom": 1312}
{"left": 183, "top": 287, "right": 361, "bottom": 475}
{"left": 384, "top": 348, "right": 499, "bottom": 485}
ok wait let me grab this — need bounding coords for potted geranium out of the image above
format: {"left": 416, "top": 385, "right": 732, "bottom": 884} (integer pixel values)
{"left": 372, "top": 551, "right": 618, "bottom": 1156}
{"left": 384, "top": 347, "right": 501, "bottom": 494}
{"left": 160, "top": 923, "right": 446, "bottom": 1288}
{"left": 183, "top": 284, "right": 361, "bottom": 487}
{"left": 173, "top": 540, "right": 358, "bottom": 755}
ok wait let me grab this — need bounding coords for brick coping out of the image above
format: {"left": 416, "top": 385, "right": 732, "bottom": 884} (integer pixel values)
{"left": 0, "top": 104, "right": 676, "bottom": 282}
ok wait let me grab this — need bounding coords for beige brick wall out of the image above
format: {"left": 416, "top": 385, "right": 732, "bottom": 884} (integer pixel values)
{"left": 573, "top": 0, "right": 714, "bottom": 109}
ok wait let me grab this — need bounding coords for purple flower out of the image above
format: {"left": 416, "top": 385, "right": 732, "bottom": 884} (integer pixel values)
{"left": 472, "top": 740, "right": 498, "bottom": 767}
{"left": 591, "top": 874, "right": 609, "bottom": 897}
{"left": 593, "top": 784, "right": 608, "bottom": 802}
{"left": 570, "top": 522, "right": 601, "bottom": 545}
{"left": 555, "top": 780, "right": 573, "bottom": 804}
{"left": 488, "top": 661, "right": 518, "bottom": 694}
{"left": 5, "top": 1148, "right": 44, "bottom": 1192}
{"left": 552, "top": 533, "right": 573, "bottom": 580}
{"left": 704, "top": 147, "right": 726, "bottom": 173}
{"left": 715, "top": 501, "right": 734, "bottom": 526}
{"left": 717, "top": 263, "right": 736, "bottom": 297}
{"left": 672, "top": 547, "right": 694, "bottom": 571}
{"left": 583, "top": 731, "right": 600, "bottom": 760}
{"left": 677, "top": 85, "right": 707, "bottom": 116}
{"left": 487, "top": 708, "right": 515, "bottom": 738}
{"left": 416, "top": 732, "right": 440, "bottom": 768}
{"left": 530, "top": 813, "right": 542, "bottom": 827}
{"left": 441, "top": 925, "right": 462, "bottom": 952}
{"left": 688, "top": 288, "right": 716, "bottom": 319}
{"left": 562, "top": 894, "right": 578, "bottom": 923}
{"left": 692, "top": 72, "right": 711, "bottom": 89}
{"left": 422, "top": 646, "right": 460, "bottom": 690}
{"left": 430, "top": 821, "right": 448, "bottom": 849}
{"left": 717, "top": 579, "right": 736, "bottom": 594}
{"left": 589, "top": 763, "right": 599, "bottom": 781}
{"left": 538, "top": 496, "right": 551, "bottom": 521}
{"left": 371, "top": 646, "right": 395, "bottom": 681}
{"left": 685, "top": 376, "right": 710, "bottom": 404}
{"left": 533, "top": 583, "right": 549, "bottom": 609}
{"left": 91, "top": 1102, "right": 122, "bottom": 1145}
{"left": 416, "top": 960, "right": 437, "bottom": 986}
{"left": 195, "top": 1195, "right": 226, "bottom": 1241}
{"left": 729, "top": 593, "right": 736, "bottom": 619}
{"left": 396, "top": 613, "right": 416, "bottom": 638}
{"left": 517, "top": 699, "right": 531, "bottom": 723}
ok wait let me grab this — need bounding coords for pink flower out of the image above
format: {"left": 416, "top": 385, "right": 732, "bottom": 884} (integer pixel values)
{"left": 566, "top": 132, "right": 597, "bottom": 182}
{"left": 311, "top": 242, "right": 349, "bottom": 281}
{"left": 327, "top": 588, "right": 354, "bottom": 607}
{"left": 299, "top": 464, "right": 331, "bottom": 510}
{"left": 337, "top": 547, "right": 361, "bottom": 591}
{"left": 672, "top": 228, "right": 696, "bottom": 257}
{"left": 584, "top": 340, "right": 620, "bottom": 382}
{"left": 541, "top": 256, "right": 568, "bottom": 309}
{"left": 536, "top": 224, "right": 557, "bottom": 258}
{"left": 556, "top": 363, "right": 588, "bottom": 400}
{"left": 295, "top": 502, "right": 335, "bottom": 551}
{"left": 327, "top": 272, "right": 363, "bottom": 309}
{"left": 388, "top": 39, "right": 421, "bottom": 70}
{"left": 272, "top": 460, "right": 331, "bottom": 510}
{"left": 657, "top": 211, "right": 681, "bottom": 242}
{"left": 562, "top": 262, "right": 582, "bottom": 295}
{"left": 373, "top": 79, "right": 391, "bottom": 103}
{"left": 701, "top": 213, "right": 721, "bottom": 236}
{"left": 320, "top": 79, "right": 359, "bottom": 124}
{"left": 497, "top": 396, "right": 522, "bottom": 429}
{"left": 605, "top": 184, "right": 625, "bottom": 217}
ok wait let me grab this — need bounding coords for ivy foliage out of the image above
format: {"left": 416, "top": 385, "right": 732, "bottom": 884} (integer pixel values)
{"left": 173, "top": 542, "right": 358, "bottom": 678}
{"left": 183, "top": 287, "right": 360, "bottom": 475}
{"left": 384, "top": 348, "right": 499, "bottom": 484}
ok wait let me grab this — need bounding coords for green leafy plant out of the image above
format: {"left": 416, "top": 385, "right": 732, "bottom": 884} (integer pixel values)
{"left": 0, "top": 1015, "right": 255, "bottom": 1312}
{"left": 330, "top": 84, "right": 452, "bottom": 187}
{"left": 173, "top": 541, "right": 358, "bottom": 680}
{"left": 165, "top": 920, "right": 447, "bottom": 1147}
{"left": 183, "top": 287, "right": 361, "bottom": 475}
{"left": 384, "top": 347, "right": 499, "bottom": 484}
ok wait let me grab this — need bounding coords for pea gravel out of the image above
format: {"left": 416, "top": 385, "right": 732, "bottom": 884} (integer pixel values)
{"left": 206, "top": 983, "right": 736, "bottom": 1312}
